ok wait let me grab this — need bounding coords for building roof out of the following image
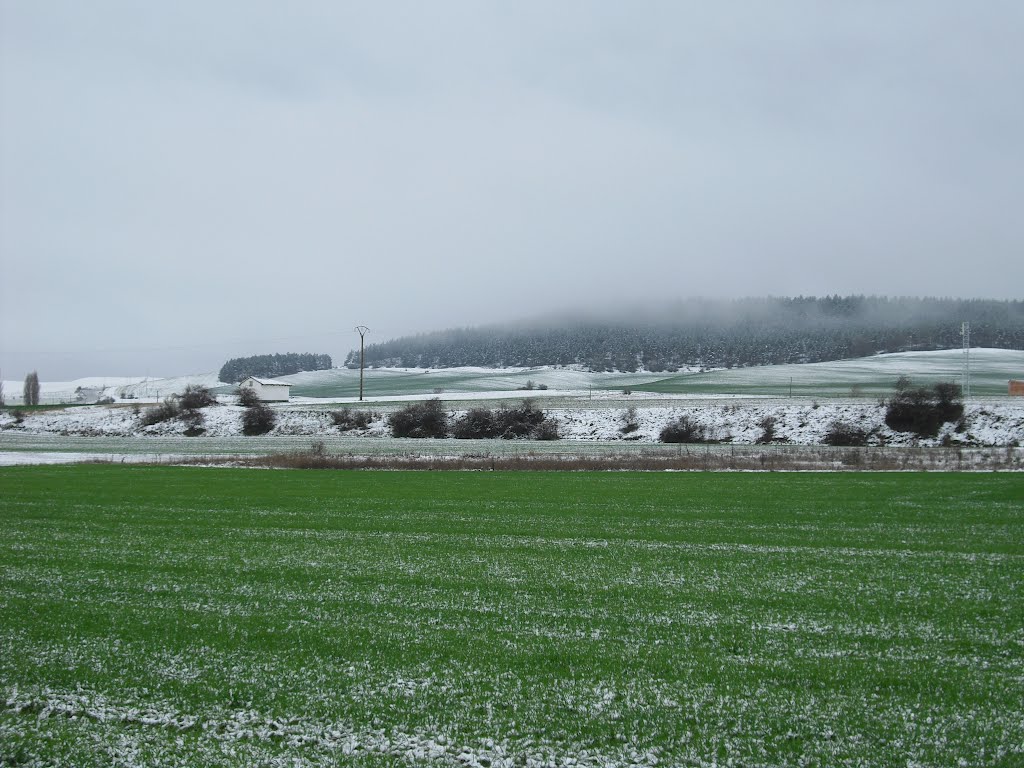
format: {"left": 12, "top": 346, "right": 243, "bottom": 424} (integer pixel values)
{"left": 241, "top": 377, "right": 292, "bottom": 387}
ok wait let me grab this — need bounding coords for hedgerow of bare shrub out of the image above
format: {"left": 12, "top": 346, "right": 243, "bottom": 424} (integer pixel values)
{"left": 332, "top": 408, "right": 375, "bottom": 431}
{"left": 823, "top": 420, "right": 871, "bottom": 447}
{"left": 389, "top": 399, "right": 448, "bottom": 438}
{"left": 141, "top": 398, "right": 181, "bottom": 426}
{"left": 495, "top": 401, "right": 557, "bottom": 439}
{"left": 236, "top": 386, "right": 261, "bottom": 408}
{"left": 179, "top": 385, "right": 217, "bottom": 410}
{"left": 182, "top": 408, "right": 206, "bottom": 437}
{"left": 885, "top": 378, "right": 964, "bottom": 438}
{"left": 620, "top": 407, "right": 639, "bottom": 435}
{"left": 242, "top": 402, "right": 276, "bottom": 435}
{"left": 532, "top": 419, "right": 560, "bottom": 441}
{"left": 450, "top": 400, "right": 559, "bottom": 440}
{"left": 200, "top": 444, "right": 1024, "bottom": 473}
{"left": 451, "top": 407, "right": 498, "bottom": 439}
{"left": 659, "top": 415, "right": 711, "bottom": 443}
{"left": 755, "top": 416, "right": 777, "bottom": 445}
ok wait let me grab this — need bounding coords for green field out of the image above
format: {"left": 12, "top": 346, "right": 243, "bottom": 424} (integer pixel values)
{"left": 1, "top": 467, "right": 1022, "bottom": 766}
{"left": 270, "top": 349, "right": 1024, "bottom": 400}
{"left": 632, "top": 349, "right": 1024, "bottom": 398}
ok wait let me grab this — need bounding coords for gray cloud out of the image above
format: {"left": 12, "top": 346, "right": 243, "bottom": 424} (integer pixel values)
{"left": 2, "top": 1, "right": 1022, "bottom": 379}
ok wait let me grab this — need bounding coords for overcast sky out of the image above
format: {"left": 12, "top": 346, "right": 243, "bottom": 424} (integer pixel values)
{"left": 2, "top": 1, "right": 1022, "bottom": 380}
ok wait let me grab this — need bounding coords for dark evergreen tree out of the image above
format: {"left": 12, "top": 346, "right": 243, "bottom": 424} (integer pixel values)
{"left": 219, "top": 353, "right": 332, "bottom": 383}
{"left": 345, "top": 297, "right": 1024, "bottom": 371}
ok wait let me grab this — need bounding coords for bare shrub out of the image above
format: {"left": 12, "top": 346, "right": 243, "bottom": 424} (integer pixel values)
{"left": 452, "top": 407, "right": 498, "bottom": 439}
{"left": 755, "top": 416, "right": 777, "bottom": 444}
{"left": 495, "top": 400, "right": 553, "bottom": 439}
{"left": 823, "top": 420, "right": 871, "bottom": 447}
{"left": 332, "top": 409, "right": 374, "bottom": 431}
{"left": 660, "top": 415, "right": 710, "bottom": 443}
{"left": 451, "top": 401, "right": 559, "bottom": 440}
{"left": 620, "top": 406, "right": 639, "bottom": 435}
{"left": 23, "top": 372, "right": 40, "bottom": 406}
{"left": 242, "top": 402, "right": 276, "bottom": 435}
{"left": 179, "top": 385, "right": 217, "bottom": 410}
{"left": 181, "top": 408, "right": 206, "bottom": 436}
{"left": 389, "top": 399, "right": 448, "bottom": 438}
{"left": 885, "top": 379, "right": 964, "bottom": 437}
{"left": 141, "top": 398, "right": 181, "bottom": 426}
{"left": 533, "top": 419, "right": 560, "bottom": 441}
{"left": 236, "top": 386, "right": 261, "bottom": 407}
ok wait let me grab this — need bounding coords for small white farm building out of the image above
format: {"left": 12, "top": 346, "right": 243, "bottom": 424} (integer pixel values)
{"left": 239, "top": 377, "right": 292, "bottom": 402}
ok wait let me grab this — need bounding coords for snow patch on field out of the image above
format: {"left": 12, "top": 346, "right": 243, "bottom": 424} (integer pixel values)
{"left": 4, "top": 687, "right": 664, "bottom": 767}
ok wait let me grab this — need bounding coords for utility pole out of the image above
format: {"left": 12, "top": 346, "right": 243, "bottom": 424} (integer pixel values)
{"left": 961, "top": 322, "right": 970, "bottom": 401}
{"left": 355, "top": 325, "right": 370, "bottom": 401}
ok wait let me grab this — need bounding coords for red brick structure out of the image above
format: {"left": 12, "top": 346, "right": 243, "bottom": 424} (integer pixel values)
{"left": 1010, "top": 380, "right": 1024, "bottom": 396}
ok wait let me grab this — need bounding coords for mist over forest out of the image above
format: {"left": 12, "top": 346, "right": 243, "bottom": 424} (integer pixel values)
{"left": 346, "top": 296, "right": 1024, "bottom": 372}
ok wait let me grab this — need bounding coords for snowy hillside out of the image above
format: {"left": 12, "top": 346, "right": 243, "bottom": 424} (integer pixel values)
{"left": 0, "top": 373, "right": 223, "bottom": 406}
{"left": 4, "top": 348, "right": 1021, "bottom": 404}
{"left": 2, "top": 398, "right": 1021, "bottom": 447}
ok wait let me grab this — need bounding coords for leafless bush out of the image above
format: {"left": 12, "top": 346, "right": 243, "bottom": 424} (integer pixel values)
{"left": 495, "top": 401, "right": 557, "bottom": 439}
{"left": 755, "top": 416, "right": 777, "bottom": 444}
{"left": 237, "top": 386, "right": 261, "bottom": 407}
{"left": 23, "top": 372, "right": 40, "bottom": 406}
{"left": 182, "top": 408, "right": 206, "bottom": 437}
{"left": 823, "top": 420, "right": 871, "bottom": 447}
{"left": 532, "top": 419, "right": 560, "bottom": 441}
{"left": 332, "top": 408, "right": 374, "bottom": 431}
{"left": 242, "top": 403, "right": 276, "bottom": 435}
{"left": 660, "top": 415, "right": 710, "bottom": 443}
{"left": 179, "top": 385, "right": 217, "bottom": 410}
{"left": 389, "top": 399, "right": 448, "bottom": 438}
{"left": 452, "top": 401, "right": 559, "bottom": 440}
{"left": 620, "top": 406, "right": 639, "bottom": 435}
{"left": 452, "top": 407, "right": 498, "bottom": 439}
{"left": 885, "top": 379, "right": 963, "bottom": 437}
{"left": 141, "top": 398, "right": 181, "bottom": 426}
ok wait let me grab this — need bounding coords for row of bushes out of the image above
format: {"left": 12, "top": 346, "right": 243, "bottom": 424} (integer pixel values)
{"left": 389, "top": 400, "right": 559, "bottom": 440}
{"left": 132, "top": 378, "right": 966, "bottom": 442}
{"left": 657, "top": 379, "right": 965, "bottom": 445}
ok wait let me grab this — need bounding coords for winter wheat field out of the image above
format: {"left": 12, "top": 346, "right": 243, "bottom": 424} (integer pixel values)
{"left": 2, "top": 350, "right": 1024, "bottom": 766}
{"left": 2, "top": 468, "right": 1023, "bottom": 767}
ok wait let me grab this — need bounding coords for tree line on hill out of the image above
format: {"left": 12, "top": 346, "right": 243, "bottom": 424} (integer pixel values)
{"left": 345, "top": 297, "right": 1024, "bottom": 372}
{"left": 219, "top": 353, "right": 332, "bottom": 383}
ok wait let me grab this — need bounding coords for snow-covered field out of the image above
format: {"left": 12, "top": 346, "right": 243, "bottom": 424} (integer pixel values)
{"left": 6, "top": 348, "right": 1023, "bottom": 405}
